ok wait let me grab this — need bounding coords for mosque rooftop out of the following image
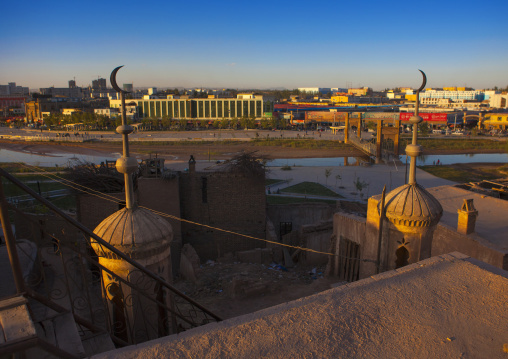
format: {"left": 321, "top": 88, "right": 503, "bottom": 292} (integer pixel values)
{"left": 93, "top": 253, "right": 508, "bottom": 359}
{"left": 428, "top": 185, "right": 508, "bottom": 251}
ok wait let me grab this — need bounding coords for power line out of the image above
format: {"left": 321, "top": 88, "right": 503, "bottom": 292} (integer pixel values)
{"left": 11, "top": 162, "right": 385, "bottom": 266}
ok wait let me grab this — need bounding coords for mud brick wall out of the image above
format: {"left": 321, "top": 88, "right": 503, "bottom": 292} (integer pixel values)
{"left": 137, "top": 177, "right": 182, "bottom": 275}
{"left": 77, "top": 192, "right": 126, "bottom": 233}
{"left": 14, "top": 211, "right": 80, "bottom": 246}
{"left": 137, "top": 177, "right": 181, "bottom": 243}
{"left": 266, "top": 203, "right": 335, "bottom": 240}
{"left": 179, "top": 171, "right": 266, "bottom": 261}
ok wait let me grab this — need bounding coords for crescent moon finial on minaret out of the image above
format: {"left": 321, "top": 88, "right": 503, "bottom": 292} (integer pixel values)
{"left": 110, "top": 66, "right": 130, "bottom": 93}
{"left": 416, "top": 69, "right": 427, "bottom": 93}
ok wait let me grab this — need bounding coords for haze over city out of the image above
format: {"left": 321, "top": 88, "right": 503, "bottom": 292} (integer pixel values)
{"left": 2, "top": 0, "right": 507, "bottom": 90}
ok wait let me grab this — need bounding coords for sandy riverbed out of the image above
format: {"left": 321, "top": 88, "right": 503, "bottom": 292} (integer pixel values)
{"left": 0, "top": 138, "right": 505, "bottom": 163}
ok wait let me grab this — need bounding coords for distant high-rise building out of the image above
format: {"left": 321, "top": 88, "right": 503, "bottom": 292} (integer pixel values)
{"left": 69, "top": 80, "right": 76, "bottom": 88}
{"left": 92, "top": 78, "right": 107, "bottom": 90}
{"left": 123, "top": 83, "right": 133, "bottom": 92}
{"left": 0, "top": 82, "right": 29, "bottom": 96}
{"left": 148, "top": 87, "right": 158, "bottom": 95}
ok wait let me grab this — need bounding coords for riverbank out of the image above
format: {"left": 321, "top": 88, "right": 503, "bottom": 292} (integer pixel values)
{"left": 0, "top": 138, "right": 506, "bottom": 162}
{"left": 0, "top": 139, "right": 363, "bottom": 161}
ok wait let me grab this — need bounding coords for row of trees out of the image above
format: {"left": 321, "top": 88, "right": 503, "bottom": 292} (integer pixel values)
{"left": 139, "top": 116, "right": 287, "bottom": 131}
{"left": 37, "top": 112, "right": 288, "bottom": 131}
{"left": 41, "top": 112, "right": 120, "bottom": 129}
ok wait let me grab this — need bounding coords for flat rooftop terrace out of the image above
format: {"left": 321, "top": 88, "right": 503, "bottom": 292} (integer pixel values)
{"left": 94, "top": 253, "right": 508, "bottom": 359}
{"left": 428, "top": 185, "right": 508, "bottom": 251}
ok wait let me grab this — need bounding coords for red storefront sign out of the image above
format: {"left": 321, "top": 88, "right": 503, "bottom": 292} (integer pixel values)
{"left": 399, "top": 112, "right": 448, "bottom": 122}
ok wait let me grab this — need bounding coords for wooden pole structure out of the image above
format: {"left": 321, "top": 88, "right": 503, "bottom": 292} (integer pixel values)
{"left": 0, "top": 179, "right": 25, "bottom": 293}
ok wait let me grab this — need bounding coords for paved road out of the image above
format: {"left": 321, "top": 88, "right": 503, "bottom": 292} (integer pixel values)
{"left": 0, "top": 126, "right": 379, "bottom": 142}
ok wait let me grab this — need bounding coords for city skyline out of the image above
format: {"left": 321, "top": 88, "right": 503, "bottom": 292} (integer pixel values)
{"left": 1, "top": 0, "right": 507, "bottom": 90}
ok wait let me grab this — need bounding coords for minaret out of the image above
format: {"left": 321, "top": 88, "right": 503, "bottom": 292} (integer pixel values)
{"left": 378, "top": 71, "right": 442, "bottom": 270}
{"left": 91, "top": 67, "right": 174, "bottom": 343}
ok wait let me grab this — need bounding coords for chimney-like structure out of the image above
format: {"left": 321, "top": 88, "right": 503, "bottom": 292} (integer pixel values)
{"left": 188, "top": 155, "right": 196, "bottom": 174}
{"left": 457, "top": 199, "right": 478, "bottom": 235}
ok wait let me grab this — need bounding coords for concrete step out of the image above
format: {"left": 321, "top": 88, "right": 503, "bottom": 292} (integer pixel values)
{"left": 81, "top": 331, "right": 116, "bottom": 357}
{"left": 35, "top": 312, "right": 86, "bottom": 358}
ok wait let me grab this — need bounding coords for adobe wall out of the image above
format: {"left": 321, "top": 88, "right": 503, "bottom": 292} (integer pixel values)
{"left": 179, "top": 171, "right": 266, "bottom": 261}
{"left": 14, "top": 211, "right": 80, "bottom": 246}
{"left": 328, "top": 212, "right": 369, "bottom": 277}
{"left": 299, "top": 221, "right": 333, "bottom": 265}
{"left": 137, "top": 176, "right": 183, "bottom": 275}
{"left": 266, "top": 203, "right": 335, "bottom": 239}
{"left": 137, "top": 177, "right": 181, "bottom": 243}
{"left": 432, "top": 223, "right": 507, "bottom": 270}
{"left": 77, "top": 192, "right": 127, "bottom": 232}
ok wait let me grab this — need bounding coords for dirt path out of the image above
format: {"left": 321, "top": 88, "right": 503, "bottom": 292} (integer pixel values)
{"left": 174, "top": 261, "right": 339, "bottom": 319}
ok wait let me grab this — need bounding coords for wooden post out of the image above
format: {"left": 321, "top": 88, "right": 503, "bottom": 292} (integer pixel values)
{"left": 394, "top": 119, "right": 400, "bottom": 156}
{"left": 376, "top": 120, "right": 382, "bottom": 163}
{"left": 344, "top": 113, "right": 349, "bottom": 143}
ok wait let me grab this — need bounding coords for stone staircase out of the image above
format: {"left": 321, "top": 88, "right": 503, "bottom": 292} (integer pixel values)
{"left": 0, "top": 295, "right": 115, "bottom": 358}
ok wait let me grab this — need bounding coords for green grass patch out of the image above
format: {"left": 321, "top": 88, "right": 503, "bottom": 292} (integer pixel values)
{"left": 418, "top": 166, "right": 499, "bottom": 183}
{"left": 266, "top": 195, "right": 337, "bottom": 205}
{"left": 281, "top": 181, "right": 343, "bottom": 198}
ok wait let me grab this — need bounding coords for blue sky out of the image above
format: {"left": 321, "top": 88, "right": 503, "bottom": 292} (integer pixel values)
{"left": 1, "top": 0, "right": 507, "bottom": 90}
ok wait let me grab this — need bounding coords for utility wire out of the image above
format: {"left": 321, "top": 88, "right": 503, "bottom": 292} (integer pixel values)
{"left": 13, "top": 162, "right": 384, "bottom": 265}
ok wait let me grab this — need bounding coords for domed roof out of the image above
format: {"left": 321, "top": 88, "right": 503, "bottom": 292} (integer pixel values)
{"left": 380, "top": 183, "right": 442, "bottom": 232}
{"left": 92, "top": 207, "right": 172, "bottom": 260}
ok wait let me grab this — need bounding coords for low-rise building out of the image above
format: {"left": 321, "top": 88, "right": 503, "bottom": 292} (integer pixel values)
{"left": 489, "top": 93, "right": 508, "bottom": 108}
{"left": 298, "top": 87, "right": 332, "bottom": 95}
{"left": 110, "top": 94, "right": 267, "bottom": 119}
{"left": 0, "top": 96, "right": 26, "bottom": 117}
{"left": 421, "top": 89, "right": 484, "bottom": 101}
{"left": 94, "top": 108, "right": 120, "bottom": 117}
{"left": 25, "top": 98, "right": 83, "bottom": 121}
{"left": 483, "top": 113, "right": 508, "bottom": 129}
{"left": 348, "top": 87, "right": 372, "bottom": 96}
{"left": 62, "top": 108, "right": 82, "bottom": 116}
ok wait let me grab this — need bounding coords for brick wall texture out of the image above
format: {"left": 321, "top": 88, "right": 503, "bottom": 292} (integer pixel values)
{"left": 179, "top": 171, "right": 266, "bottom": 261}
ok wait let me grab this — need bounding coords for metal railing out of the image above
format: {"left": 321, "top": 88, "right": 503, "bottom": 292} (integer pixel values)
{"left": 0, "top": 168, "right": 221, "bottom": 351}
{"left": 0, "top": 134, "right": 102, "bottom": 142}
{"left": 347, "top": 132, "right": 377, "bottom": 156}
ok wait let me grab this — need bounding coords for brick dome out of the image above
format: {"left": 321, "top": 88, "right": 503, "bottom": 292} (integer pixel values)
{"left": 92, "top": 207, "right": 172, "bottom": 261}
{"left": 380, "top": 183, "right": 443, "bottom": 233}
